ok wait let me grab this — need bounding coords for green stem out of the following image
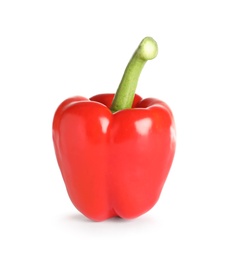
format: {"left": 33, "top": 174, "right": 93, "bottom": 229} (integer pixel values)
{"left": 110, "top": 37, "right": 158, "bottom": 113}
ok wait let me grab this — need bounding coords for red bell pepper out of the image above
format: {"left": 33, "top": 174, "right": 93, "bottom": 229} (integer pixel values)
{"left": 52, "top": 37, "right": 176, "bottom": 221}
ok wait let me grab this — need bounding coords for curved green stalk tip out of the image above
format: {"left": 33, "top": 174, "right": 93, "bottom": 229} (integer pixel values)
{"left": 137, "top": 37, "right": 158, "bottom": 61}
{"left": 110, "top": 37, "right": 158, "bottom": 113}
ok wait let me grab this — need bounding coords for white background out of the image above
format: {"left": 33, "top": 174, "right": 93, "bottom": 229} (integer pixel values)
{"left": 0, "top": 0, "right": 249, "bottom": 259}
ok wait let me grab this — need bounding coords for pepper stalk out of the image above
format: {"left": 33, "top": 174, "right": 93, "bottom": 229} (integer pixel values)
{"left": 110, "top": 37, "right": 158, "bottom": 113}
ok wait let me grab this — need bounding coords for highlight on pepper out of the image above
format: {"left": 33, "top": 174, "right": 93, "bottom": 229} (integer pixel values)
{"left": 52, "top": 36, "right": 176, "bottom": 221}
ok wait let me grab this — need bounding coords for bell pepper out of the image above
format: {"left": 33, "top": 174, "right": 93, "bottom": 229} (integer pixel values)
{"left": 52, "top": 37, "right": 176, "bottom": 221}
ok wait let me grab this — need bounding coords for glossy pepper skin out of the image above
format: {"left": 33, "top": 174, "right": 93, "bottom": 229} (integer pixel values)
{"left": 53, "top": 94, "right": 175, "bottom": 221}
{"left": 52, "top": 37, "right": 176, "bottom": 221}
